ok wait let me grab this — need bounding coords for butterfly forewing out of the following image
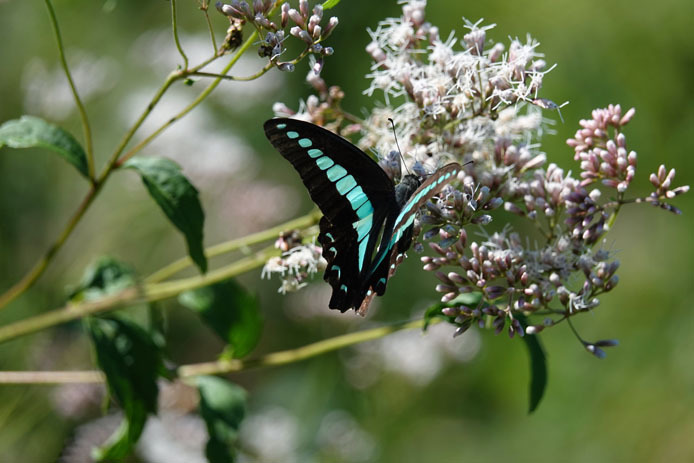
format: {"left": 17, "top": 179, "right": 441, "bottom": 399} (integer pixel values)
{"left": 264, "top": 118, "right": 399, "bottom": 311}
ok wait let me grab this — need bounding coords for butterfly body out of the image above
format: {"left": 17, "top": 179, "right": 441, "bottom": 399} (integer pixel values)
{"left": 264, "top": 118, "right": 461, "bottom": 315}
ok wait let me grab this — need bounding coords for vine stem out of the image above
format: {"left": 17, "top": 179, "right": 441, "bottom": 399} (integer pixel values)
{"left": 0, "top": 318, "right": 439, "bottom": 384}
{"left": 44, "top": 0, "right": 95, "bottom": 181}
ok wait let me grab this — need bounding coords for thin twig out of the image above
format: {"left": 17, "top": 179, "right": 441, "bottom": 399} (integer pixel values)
{"left": 44, "top": 0, "right": 95, "bottom": 181}
{"left": 189, "top": 64, "right": 274, "bottom": 82}
{"left": 115, "top": 28, "right": 261, "bottom": 166}
{"left": 170, "top": 0, "right": 189, "bottom": 69}
{"left": 200, "top": 1, "right": 218, "bottom": 53}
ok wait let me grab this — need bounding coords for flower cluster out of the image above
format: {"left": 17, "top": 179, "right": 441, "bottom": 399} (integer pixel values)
{"left": 216, "top": 0, "right": 337, "bottom": 72}
{"left": 261, "top": 230, "right": 326, "bottom": 294}
{"left": 269, "top": 0, "right": 688, "bottom": 355}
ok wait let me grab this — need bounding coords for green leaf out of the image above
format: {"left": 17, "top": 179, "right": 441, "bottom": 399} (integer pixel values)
{"left": 517, "top": 314, "right": 548, "bottom": 413}
{"left": 67, "top": 256, "right": 136, "bottom": 302}
{"left": 0, "top": 115, "right": 89, "bottom": 178}
{"left": 86, "top": 316, "right": 164, "bottom": 461}
{"left": 179, "top": 279, "right": 262, "bottom": 358}
{"left": 196, "top": 376, "right": 247, "bottom": 463}
{"left": 322, "top": 0, "right": 341, "bottom": 9}
{"left": 124, "top": 156, "right": 207, "bottom": 273}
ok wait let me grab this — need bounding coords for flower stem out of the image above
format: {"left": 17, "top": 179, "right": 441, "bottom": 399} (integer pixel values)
{"left": 0, "top": 318, "right": 440, "bottom": 384}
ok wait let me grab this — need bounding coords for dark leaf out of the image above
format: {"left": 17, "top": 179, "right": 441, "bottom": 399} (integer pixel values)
{"left": 124, "top": 156, "right": 207, "bottom": 273}
{"left": 86, "top": 316, "right": 164, "bottom": 461}
{"left": 67, "top": 256, "right": 136, "bottom": 302}
{"left": 197, "top": 376, "right": 247, "bottom": 463}
{"left": 0, "top": 115, "right": 89, "bottom": 178}
{"left": 179, "top": 280, "right": 262, "bottom": 358}
{"left": 516, "top": 313, "right": 548, "bottom": 413}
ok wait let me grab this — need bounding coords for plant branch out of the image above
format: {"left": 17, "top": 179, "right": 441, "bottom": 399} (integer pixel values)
{"left": 115, "top": 27, "right": 262, "bottom": 166}
{"left": 44, "top": 0, "right": 95, "bottom": 181}
{"left": 0, "top": 318, "right": 440, "bottom": 384}
{"left": 146, "top": 209, "right": 321, "bottom": 283}
{"left": 179, "top": 318, "right": 437, "bottom": 376}
{"left": 104, "top": 73, "right": 179, "bottom": 173}
{"left": 0, "top": 371, "right": 105, "bottom": 384}
{"left": 0, "top": 246, "right": 278, "bottom": 344}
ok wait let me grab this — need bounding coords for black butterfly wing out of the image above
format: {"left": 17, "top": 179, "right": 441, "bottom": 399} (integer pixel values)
{"left": 264, "top": 118, "right": 398, "bottom": 311}
{"left": 356, "top": 163, "right": 463, "bottom": 315}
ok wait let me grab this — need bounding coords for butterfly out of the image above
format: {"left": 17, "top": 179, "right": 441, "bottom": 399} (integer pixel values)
{"left": 264, "top": 118, "right": 461, "bottom": 315}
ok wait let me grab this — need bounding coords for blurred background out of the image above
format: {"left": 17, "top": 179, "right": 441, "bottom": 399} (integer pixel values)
{"left": 0, "top": 0, "right": 692, "bottom": 461}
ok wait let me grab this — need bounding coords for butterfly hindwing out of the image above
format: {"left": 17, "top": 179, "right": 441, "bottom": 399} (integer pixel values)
{"left": 356, "top": 163, "right": 462, "bottom": 314}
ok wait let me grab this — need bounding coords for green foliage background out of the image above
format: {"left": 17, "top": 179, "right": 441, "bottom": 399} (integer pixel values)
{"left": 0, "top": 0, "right": 692, "bottom": 461}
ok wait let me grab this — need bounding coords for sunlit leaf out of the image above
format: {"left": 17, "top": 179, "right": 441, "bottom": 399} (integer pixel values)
{"left": 124, "top": 156, "right": 207, "bottom": 273}
{"left": 0, "top": 115, "right": 89, "bottom": 178}
{"left": 197, "top": 376, "right": 247, "bottom": 463}
{"left": 179, "top": 279, "right": 262, "bottom": 358}
{"left": 86, "top": 316, "right": 164, "bottom": 461}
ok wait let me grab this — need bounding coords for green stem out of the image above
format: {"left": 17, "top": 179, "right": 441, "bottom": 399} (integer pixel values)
{"left": 179, "top": 318, "right": 436, "bottom": 376}
{"left": 44, "top": 0, "right": 95, "bottom": 181}
{"left": 0, "top": 246, "right": 278, "bottom": 344}
{"left": 104, "top": 73, "right": 179, "bottom": 173}
{"left": 0, "top": 318, "right": 439, "bottom": 384}
{"left": 146, "top": 209, "right": 321, "bottom": 283}
{"left": 170, "top": 0, "right": 189, "bottom": 69}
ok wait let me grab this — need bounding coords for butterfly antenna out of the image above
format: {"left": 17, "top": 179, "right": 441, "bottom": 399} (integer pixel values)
{"left": 388, "top": 118, "right": 412, "bottom": 176}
